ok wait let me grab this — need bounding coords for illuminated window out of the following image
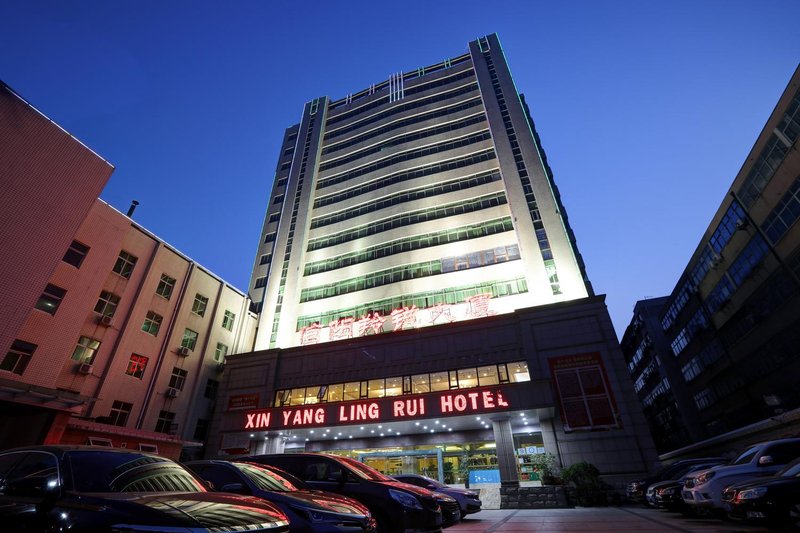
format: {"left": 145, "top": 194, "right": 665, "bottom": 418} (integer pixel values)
{"left": 192, "top": 294, "right": 208, "bottom": 317}
{"left": 412, "top": 374, "right": 430, "bottom": 394}
{"left": 222, "top": 311, "right": 235, "bottom": 331}
{"left": 35, "top": 284, "right": 66, "bottom": 315}
{"left": 304, "top": 386, "right": 320, "bottom": 404}
{"left": 125, "top": 354, "right": 149, "bottom": 379}
{"left": 156, "top": 274, "right": 176, "bottom": 299}
{"left": 169, "top": 367, "right": 188, "bottom": 391}
{"left": 430, "top": 371, "right": 449, "bottom": 392}
{"left": 290, "top": 388, "right": 306, "bottom": 406}
{"left": 181, "top": 329, "right": 198, "bottom": 350}
{"left": 385, "top": 376, "right": 402, "bottom": 397}
{"left": 141, "top": 311, "right": 162, "bottom": 336}
{"left": 108, "top": 401, "right": 132, "bottom": 427}
{"left": 1, "top": 340, "right": 36, "bottom": 376}
{"left": 368, "top": 378, "right": 385, "bottom": 398}
{"left": 71, "top": 336, "right": 101, "bottom": 363}
{"left": 155, "top": 411, "right": 176, "bottom": 434}
{"left": 478, "top": 365, "right": 499, "bottom": 386}
{"left": 94, "top": 290, "right": 120, "bottom": 318}
{"left": 343, "top": 382, "right": 360, "bottom": 401}
{"left": 508, "top": 362, "right": 530, "bottom": 382}
{"left": 457, "top": 368, "right": 478, "bottom": 388}
{"left": 63, "top": 240, "right": 89, "bottom": 268}
{"left": 113, "top": 250, "right": 137, "bottom": 279}
{"left": 214, "top": 342, "right": 228, "bottom": 362}
{"left": 328, "top": 383, "right": 343, "bottom": 402}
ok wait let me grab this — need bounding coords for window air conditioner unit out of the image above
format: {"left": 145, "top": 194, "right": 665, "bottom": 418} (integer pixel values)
{"left": 177, "top": 346, "right": 191, "bottom": 356}
{"left": 166, "top": 387, "right": 180, "bottom": 398}
{"left": 78, "top": 363, "right": 93, "bottom": 375}
{"left": 98, "top": 314, "right": 113, "bottom": 326}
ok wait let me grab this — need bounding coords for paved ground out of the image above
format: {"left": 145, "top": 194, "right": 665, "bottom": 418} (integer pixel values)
{"left": 449, "top": 507, "right": 772, "bottom": 532}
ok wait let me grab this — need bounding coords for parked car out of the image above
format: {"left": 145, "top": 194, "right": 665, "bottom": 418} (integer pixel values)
{"left": 721, "top": 457, "right": 800, "bottom": 528}
{"left": 645, "top": 460, "right": 727, "bottom": 510}
{"left": 241, "top": 453, "right": 443, "bottom": 533}
{"left": 186, "top": 460, "right": 376, "bottom": 533}
{"left": 392, "top": 473, "right": 482, "bottom": 516}
{"left": 626, "top": 457, "right": 727, "bottom": 504}
{"left": 682, "top": 438, "right": 800, "bottom": 513}
{"left": 428, "top": 490, "right": 461, "bottom": 527}
{"left": 0, "top": 445, "right": 290, "bottom": 532}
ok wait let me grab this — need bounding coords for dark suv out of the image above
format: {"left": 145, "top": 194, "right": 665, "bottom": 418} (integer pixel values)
{"left": 0, "top": 445, "right": 290, "bottom": 532}
{"left": 242, "top": 453, "right": 442, "bottom": 533}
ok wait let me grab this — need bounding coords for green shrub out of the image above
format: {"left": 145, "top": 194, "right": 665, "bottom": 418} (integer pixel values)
{"left": 561, "top": 461, "right": 608, "bottom": 506}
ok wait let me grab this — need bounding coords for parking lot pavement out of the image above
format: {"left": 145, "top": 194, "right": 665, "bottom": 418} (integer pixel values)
{"left": 449, "top": 507, "right": 772, "bottom": 532}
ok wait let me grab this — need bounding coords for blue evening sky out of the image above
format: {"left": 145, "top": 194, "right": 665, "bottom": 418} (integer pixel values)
{"left": 2, "top": 1, "right": 798, "bottom": 338}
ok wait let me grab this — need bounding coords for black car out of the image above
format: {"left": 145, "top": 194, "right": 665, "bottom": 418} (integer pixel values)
{"left": 0, "top": 445, "right": 290, "bottom": 532}
{"left": 645, "top": 460, "right": 728, "bottom": 511}
{"left": 241, "top": 453, "right": 443, "bottom": 533}
{"left": 626, "top": 457, "right": 728, "bottom": 504}
{"left": 186, "top": 460, "right": 376, "bottom": 533}
{"left": 721, "top": 457, "right": 800, "bottom": 528}
{"left": 393, "top": 474, "right": 482, "bottom": 516}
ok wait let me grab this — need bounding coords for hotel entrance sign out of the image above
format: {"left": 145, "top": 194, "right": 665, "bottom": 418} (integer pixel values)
{"left": 241, "top": 385, "right": 511, "bottom": 431}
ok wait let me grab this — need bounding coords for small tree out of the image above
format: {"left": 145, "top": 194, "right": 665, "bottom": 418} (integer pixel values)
{"left": 561, "top": 461, "right": 607, "bottom": 506}
{"left": 528, "top": 452, "right": 560, "bottom": 484}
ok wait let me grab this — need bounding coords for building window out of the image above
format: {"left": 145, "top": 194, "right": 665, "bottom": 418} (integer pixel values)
{"left": 269, "top": 213, "right": 280, "bottom": 223}
{"left": 181, "top": 329, "right": 198, "bottom": 350}
{"left": 169, "top": 367, "right": 188, "bottom": 390}
{"left": 192, "top": 294, "right": 208, "bottom": 317}
{"left": 214, "top": 342, "right": 228, "bottom": 362}
{"left": 108, "top": 400, "right": 133, "bottom": 426}
{"left": 35, "top": 284, "right": 66, "bottom": 315}
{"left": 222, "top": 311, "right": 235, "bottom": 331}
{"left": 259, "top": 254, "right": 272, "bottom": 265}
{"left": 63, "top": 240, "right": 89, "bottom": 268}
{"left": 1, "top": 340, "right": 36, "bottom": 375}
{"left": 205, "top": 379, "right": 219, "bottom": 399}
{"left": 71, "top": 336, "right": 101, "bottom": 363}
{"left": 141, "top": 311, "right": 163, "bottom": 336}
{"left": 156, "top": 274, "right": 176, "bottom": 299}
{"left": 194, "top": 418, "right": 209, "bottom": 441}
{"left": 254, "top": 277, "right": 267, "bottom": 289}
{"left": 155, "top": 411, "right": 176, "bottom": 434}
{"left": 125, "top": 354, "right": 149, "bottom": 379}
{"left": 113, "top": 250, "right": 138, "bottom": 279}
{"left": 264, "top": 233, "right": 276, "bottom": 244}
{"left": 94, "top": 290, "right": 121, "bottom": 318}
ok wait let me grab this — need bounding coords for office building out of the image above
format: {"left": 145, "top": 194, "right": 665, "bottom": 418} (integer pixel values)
{"left": 622, "top": 65, "right": 800, "bottom": 456}
{"left": 211, "top": 35, "right": 657, "bottom": 495}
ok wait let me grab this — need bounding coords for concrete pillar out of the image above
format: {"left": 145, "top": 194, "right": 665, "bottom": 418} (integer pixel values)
{"left": 539, "top": 417, "right": 563, "bottom": 467}
{"left": 491, "top": 415, "right": 519, "bottom": 487}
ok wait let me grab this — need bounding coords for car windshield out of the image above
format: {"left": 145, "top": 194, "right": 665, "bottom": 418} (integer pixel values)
{"left": 333, "top": 455, "right": 392, "bottom": 481}
{"left": 67, "top": 450, "right": 206, "bottom": 493}
{"left": 732, "top": 447, "right": 759, "bottom": 465}
{"left": 235, "top": 463, "right": 305, "bottom": 492}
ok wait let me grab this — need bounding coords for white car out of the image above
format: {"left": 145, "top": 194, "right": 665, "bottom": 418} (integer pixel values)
{"left": 681, "top": 438, "right": 800, "bottom": 512}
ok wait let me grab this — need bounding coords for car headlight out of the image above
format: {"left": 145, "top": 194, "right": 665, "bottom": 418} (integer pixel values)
{"left": 736, "top": 487, "right": 768, "bottom": 501}
{"left": 389, "top": 489, "right": 423, "bottom": 509}
{"left": 695, "top": 471, "right": 716, "bottom": 485}
{"left": 658, "top": 487, "right": 678, "bottom": 495}
{"left": 289, "top": 505, "right": 349, "bottom": 523}
{"left": 465, "top": 491, "right": 478, "bottom": 498}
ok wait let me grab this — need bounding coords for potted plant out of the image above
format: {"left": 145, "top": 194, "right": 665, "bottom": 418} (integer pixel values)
{"left": 561, "top": 461, "right": 608, "bottom": 506}
{"left": 528, "top": 452, "right": 560, "bottom": 484}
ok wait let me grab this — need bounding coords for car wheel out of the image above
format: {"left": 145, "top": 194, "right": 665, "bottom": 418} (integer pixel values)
{"left": 788, "top": 501, "right": 800, "bottom": 530}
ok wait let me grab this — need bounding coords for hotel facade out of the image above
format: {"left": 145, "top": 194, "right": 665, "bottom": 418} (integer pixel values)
{"left": 210, "top": 35, "right": 657, "bottom": 489}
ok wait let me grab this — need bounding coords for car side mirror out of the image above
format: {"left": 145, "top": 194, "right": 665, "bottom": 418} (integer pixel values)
{"left": 757, "top": 455, "right": 774, "bottom": 466}
{"left": 5, "top": 476, "right": 59, "bottom": 498}
{"left": 204, "top": 480, "right": 215, "bottom": 491}
{"left": 220, "top": 482, "right": 249, "bottom": 494}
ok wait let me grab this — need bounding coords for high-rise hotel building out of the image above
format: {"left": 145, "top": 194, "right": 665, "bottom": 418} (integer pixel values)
{"left": 248, "top": 34, "right": 592, "bottom": 349}
{"left": 212, "top": 36, "right": 657, "bottom": 495}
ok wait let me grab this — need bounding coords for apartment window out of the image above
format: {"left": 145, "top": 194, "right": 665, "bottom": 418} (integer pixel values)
{"left": 156, "top": 274, "right": 176, "bottom": 299}
{"left": 141, "top": 311, "right": 163, "bottom": 336}
{"left": 1, "top": 340, "right": 36, "bottom": 375}
{"left": 108, "top": 401, "right": 133, "bottom": 427}
{"left": 264, "top": 233, "right": 276, "bottom": 244}
{"left": 192, "top": 294, "right": 208, "bottom": 317}
{"left": 35, "top": 284, "right": 66, "bottom": 315}
{"left": 205, "top": 379, "right": 219, "bottom": 399}
{"left": 181, "top": 329, "right": 198, "bottom": 350}
{"left": 259, "top": 254, "right": 272, "bottom": 265}
{"left": 71, "top": 336, "right": 101, "bottom": 364}
{"left": 63, "top": 240, "right": 89, "bottom": 268}
{"left": 155, "top": 410, "right": 176, "bottom": 434}
{"left": 269, "top": 213, "right": 280, "bottom": 223}
{"left": 222, "top": 311, "right": 235, "bottom": 331}
{"left": 214, "top": 342, "right": 228, "bottom": 362}
{"left": 93, "top": 290, "right": 120, "bottom": 318}
{"left": 113, "top": 250, "right": 138, "bottom": 279}
{"left": 254, "top": 277, "right": 267, "bottom": 289}
{"left": 125, "top": 354, "right": 149, "bottom": 379}
{"left": 169, "top": 367, "right": 188, "bottom": 390}
{"left": 194, "top": 418, "right": 209, "bottom": 441}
